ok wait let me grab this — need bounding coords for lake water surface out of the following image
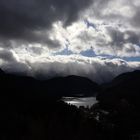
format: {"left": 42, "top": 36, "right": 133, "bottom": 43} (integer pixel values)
{"left": 62, "top": 97, "right": 98, "bottom": 107}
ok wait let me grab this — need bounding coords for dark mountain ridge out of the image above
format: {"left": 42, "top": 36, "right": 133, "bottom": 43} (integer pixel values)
{"left": 95, "top": 70, "right": 140, "bottom": 139}
{"left": 0, "top": 69, "right": 99, "bottom": 98}
{"left": 1, "top": 68, "right": 140, "bottom": 101}
{"left": 45, "top": 75, "right": 99, "bottom": 96}
{"left": 97, "top": 70, "right": 140, "bottom": 108}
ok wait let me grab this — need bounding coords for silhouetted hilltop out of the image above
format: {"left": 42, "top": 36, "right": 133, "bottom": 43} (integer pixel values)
{"left": 109, "top": 70, "right": 140, "bottom": 87}
{"left": 94, "top": 70, "right": 140, "bottom": 139}
{"left": 97, "top": 70, "right": 140, "bottom": 108}
{"left": 0, "top": 68, "right": 5, "bottom": 79}
{"left": 45, "top": 75, "right": 99, "bottom": 96}
{"left": 0, "top": 68, "right": 4, "bottom": 75}
{"left": 0, "top": 69, "right": 99, "bottom": 97}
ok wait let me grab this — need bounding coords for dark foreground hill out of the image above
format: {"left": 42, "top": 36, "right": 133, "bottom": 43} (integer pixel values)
{"left": 0, "top": 69, "right": 101, "bottom": 140}
{"left": 1, "top": 69, "right": 140, "bottom": 140}
{"left": 95, "top": 70, "right": 140, "bottom": 139}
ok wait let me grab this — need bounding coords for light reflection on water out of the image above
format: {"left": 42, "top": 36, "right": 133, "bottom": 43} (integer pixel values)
{"left": 62, "top": 97, "right": 98, "bottom": 107}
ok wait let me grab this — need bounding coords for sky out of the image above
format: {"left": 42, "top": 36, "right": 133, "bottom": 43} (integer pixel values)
{"left": 0, "top": 0, "right": 140, "bottom": 83}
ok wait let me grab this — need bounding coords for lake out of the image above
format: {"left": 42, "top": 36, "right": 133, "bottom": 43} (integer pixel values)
{"left": 62, "top": 97, "right": 98, "bottom": 107}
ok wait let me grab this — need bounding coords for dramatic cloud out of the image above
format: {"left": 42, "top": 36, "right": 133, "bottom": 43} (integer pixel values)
{"left": 0, "top": 0, "right": 93, "bottom": 48}
{"left": 0, "top": 0, "right": 140, "bottom": 82}
{"left": 0, "top": 0, "right": 140, "bottom": 56}
{"left": 80, "top": 0, "right": 140, "bottom": 57}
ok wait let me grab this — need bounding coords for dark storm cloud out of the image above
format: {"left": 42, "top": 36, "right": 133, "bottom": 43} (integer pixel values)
{"left": 0, "top": 49, "right": 17, "bottom": 62}
{"left": 131, "top": 7, "right": 140, "bottom": 28}
{"left": 27, "top": 47, "right": 43, "bottom": 55}
{"left": 0, "top": 0, "right": 93, "bottom": 46}
{"left": 107, "top": 27, "right": 124, "bottom": 48}
{"left": 107, "top": 27, "right": 140, "bottom": 49}
{"left": 1, "top": 61, "right": 30, "bottom": 75}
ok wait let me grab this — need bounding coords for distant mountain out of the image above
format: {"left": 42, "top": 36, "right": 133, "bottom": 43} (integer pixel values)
{"left": 0, "top": 68, "right": 5, "bottom": 75}
{"left": 0, "top": 69, "right": 99, "bottom": 98}
{"left": 43, "top": 75, "right": 99, "bottom": 97}
{"left": 97, "top": 70, "right": 140, "bottom": 108}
